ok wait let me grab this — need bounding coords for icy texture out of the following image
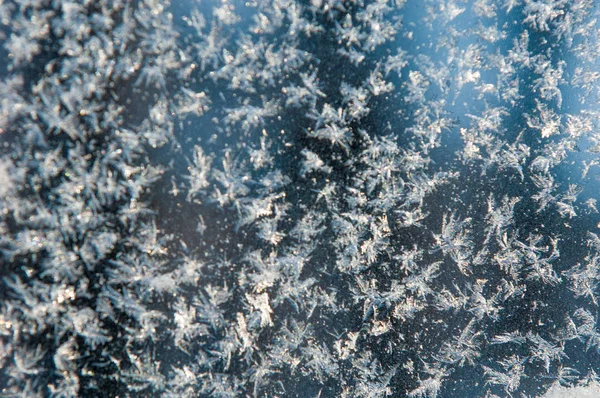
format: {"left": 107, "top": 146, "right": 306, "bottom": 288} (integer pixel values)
{"left": 1, "top": 0, "right": 600, "bottom": 397}
{"left": 542, "top": 382, "right": 600, "bottom": 398}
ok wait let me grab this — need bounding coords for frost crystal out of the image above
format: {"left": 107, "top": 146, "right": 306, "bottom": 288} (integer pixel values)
{"left": 2, "top": 0, "right": 600, "bottom": 397}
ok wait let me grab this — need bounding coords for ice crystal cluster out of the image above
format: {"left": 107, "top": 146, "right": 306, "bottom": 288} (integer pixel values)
{"left": 2, "top": 0, "right": 600, "bottom": 397}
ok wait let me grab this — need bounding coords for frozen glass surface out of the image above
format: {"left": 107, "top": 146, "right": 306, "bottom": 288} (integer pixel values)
{"left": 1, "top": 0, "right": 600, "bottom": 397}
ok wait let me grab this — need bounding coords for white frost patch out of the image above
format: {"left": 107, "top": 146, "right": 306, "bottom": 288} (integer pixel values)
{"left": 0, "top": 159, "right": 14, "bottom": 198}
{"left": 542, "top": 383, "right": 600, "bottom": 398}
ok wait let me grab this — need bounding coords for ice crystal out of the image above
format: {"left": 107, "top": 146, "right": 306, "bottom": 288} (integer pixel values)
{"left": 2, "top": 0, "right": 600, "bottom": 397}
